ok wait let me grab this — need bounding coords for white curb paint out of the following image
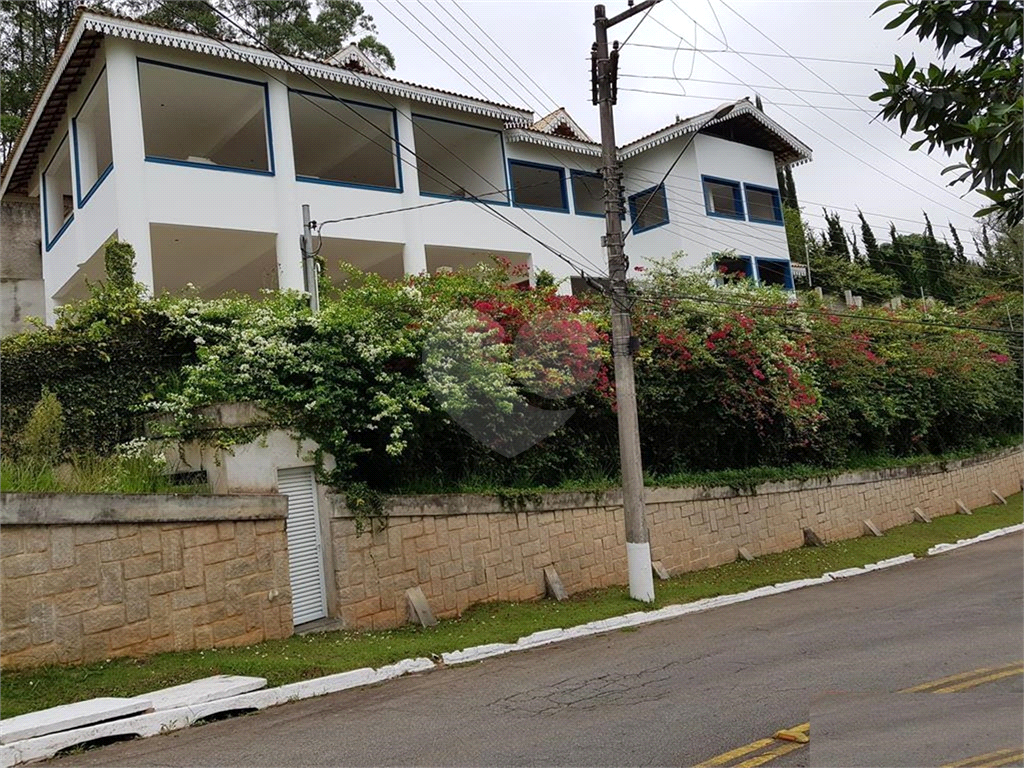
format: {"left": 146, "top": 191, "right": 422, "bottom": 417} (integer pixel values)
{"left": 926, "top": 523, "right": 1024, "bottom": 556}
{"left": 4, "top": 520, "right": 1021, "bottom": 767}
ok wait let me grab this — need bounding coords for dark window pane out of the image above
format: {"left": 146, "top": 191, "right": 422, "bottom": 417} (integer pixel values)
{"left": 631, "top": 184, "right": 669, "bottom": 231}
{"left": 746, "top": 187, "right": 781, "bottom": 222}
{"left": 510, "top": 162, "right": 566, "bottom": 210}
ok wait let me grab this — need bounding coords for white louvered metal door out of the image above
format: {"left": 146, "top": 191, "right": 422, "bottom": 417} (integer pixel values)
{"left": 277, "top": 466, "right": 327, "bottom": 626}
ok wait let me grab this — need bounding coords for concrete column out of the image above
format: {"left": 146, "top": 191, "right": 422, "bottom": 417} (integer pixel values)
{"left": 394, "top": 101, "right": 427, "bottom": 275}
{"left": 104, "top": 37, "right": 153, "bottom": 293}
{"left": 265, "top": 78, "right": 304, "bottom": 292}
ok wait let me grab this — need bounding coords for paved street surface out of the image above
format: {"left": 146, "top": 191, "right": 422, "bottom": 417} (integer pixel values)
{"left": 54, "top": 533, "right": 1023, "bottom": 767}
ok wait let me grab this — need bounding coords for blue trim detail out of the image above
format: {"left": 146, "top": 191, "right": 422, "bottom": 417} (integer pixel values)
{"left": 411, "top": 113, "right": 509, "bottom": 203}
{"left": 753, "top": 256, "right": 795, "bottom": 290}
{"left": 701, "top": 175, "right": 745, "bottom": 220}
{"left": 288, "top": 88, "right": 402, "bottom": 192}
{"left": 743, "top": 183, "right": 784, "bottom": 225}
{"left": 72, "top": 67, "right": 114, "bottom": 208}
{"left": 569, "top": 169, "right": 606, "bottom": 218}
{"left": 137, "top": 57, "right": 275, "bottom": 175}
{"left": 42, "top": 133, "right": 74, "bottom": 252}
{"left": 716, "top": 254, "right": 756, "bottom": 282}
{"left": 628, "top": 183, "right": 670, "bottom": 234}
{"left": 509, "top": 159, "right": 569, "bottom": 213}
{"left": 296, "top": 175, "right": 402, "bottom": 194}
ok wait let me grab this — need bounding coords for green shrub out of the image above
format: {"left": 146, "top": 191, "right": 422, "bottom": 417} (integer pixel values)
{"left": 17, "top": 389, "right": 64, "bottom": 466}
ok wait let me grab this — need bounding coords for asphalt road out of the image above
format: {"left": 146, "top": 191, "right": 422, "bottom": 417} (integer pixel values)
{"left": 54, "top": 533, "right": 1023, "bottom": 768}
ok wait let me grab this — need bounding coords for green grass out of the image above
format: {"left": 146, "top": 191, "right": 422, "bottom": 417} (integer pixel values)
{"left": 1, "top": 493, "right": 1020, "bottom": 719}
{"left": 0, "top": 454, "right": 207, "bottom": 495}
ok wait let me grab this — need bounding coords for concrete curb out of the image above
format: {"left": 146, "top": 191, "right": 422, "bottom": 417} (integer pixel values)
{"left": 2, "top": 523, "right": 1021, "bottom": 767}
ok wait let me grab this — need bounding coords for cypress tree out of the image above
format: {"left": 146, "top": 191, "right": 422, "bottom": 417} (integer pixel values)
{"left": 948, "top": 222, "right": 966, "bottom": 264}
{"left": 824, "top": 209, "right": 850, "bottom": 261}
{"left": 858, "top": 210, "right": 884, "bottom": 274}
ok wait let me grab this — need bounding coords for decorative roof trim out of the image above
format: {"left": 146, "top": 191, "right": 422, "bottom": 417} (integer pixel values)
{"left": 531, "top": 108, "right": 594, "bottom": 143}
{"left": 505, "top": 128, "right": 602, "bottom": 157}
{"left": 619, "top": 99, "right": 812, "bottom": 163}
{"left": 324, "top": 43, "right": 383, "bottom": 77}
{"left": 0, "top": 19, "right": 88, "bottom": 196}
{"left": 79, "top": 15, "right": 534, "bottom": 126}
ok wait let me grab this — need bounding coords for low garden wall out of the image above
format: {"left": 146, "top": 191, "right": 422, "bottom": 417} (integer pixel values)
{"left": 329, "top": 447, "right": 1023, "bottom": 629}
{"left": 0, "top": 494, "right": 293, "bottom": 669}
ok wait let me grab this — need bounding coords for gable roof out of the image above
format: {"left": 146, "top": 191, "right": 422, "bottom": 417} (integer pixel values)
{"left": 323, "top": 43, "right": 383, "bottom": 77}
{"left": 619, "top": 97, "right": 812, "bottom": 167}
{"left": 531, "top": 108, "right": 594, "bottom": 143}
{"left": 1, "top": 8, "right": 535, "bottom": 196}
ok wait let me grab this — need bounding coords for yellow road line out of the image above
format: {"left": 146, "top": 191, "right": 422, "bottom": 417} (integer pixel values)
{"left": 902, "top": 663, "right": 1022, "bottom": 693}
{"left": 980, "top": 751, "right": 1024, "bottom": 768}
{"left": 943, "top": 748, "right": 1019, "bottom": 768}
{"left": 732, "top": 741, "right": 806, "bottom": 768}
{"left": 934, "top": 665, "right": 1023, "bottom": 694}
{"left": 694, "top": 738, "right": 776, "bottom": 767}
{"left": 696, "top": 723, "right": 809, "bottom": 767}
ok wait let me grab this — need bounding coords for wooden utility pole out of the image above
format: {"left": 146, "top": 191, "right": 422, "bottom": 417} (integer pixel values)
{"left": 593, "top": 0, "right": 662, "bottom": 602}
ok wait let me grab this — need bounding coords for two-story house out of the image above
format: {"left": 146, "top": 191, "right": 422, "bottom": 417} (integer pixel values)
{"left": 0, "top": 9, "right": 811, "bottom": 326}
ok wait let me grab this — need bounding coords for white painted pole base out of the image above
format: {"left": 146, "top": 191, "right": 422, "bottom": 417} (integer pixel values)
{"left": 626, "top": 541, "right": 655, "bottom": 602}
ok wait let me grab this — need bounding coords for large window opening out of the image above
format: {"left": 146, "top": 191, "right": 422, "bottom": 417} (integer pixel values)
{"left": 43, "top": 134, "right": 74, "bottom": 249}
{"left": 73, "top": 70, "right": 113, "bottom": 206}
{"left": 702, "top": 176, "right": 744, "bottom": 219}
{"left": 745, "top": 184, "right": 783, "bottom": 225}
{"left": 629, "top": 183, "right": 669, "bottom": 233}
{"left": 754, "top": 258, "right": 794, "bottom": 289}
{"left": 715, "top": 254, "right": 754, "bottom": 283}
{"left": 412, "top": 115, "right": 507, "bottom": 203}
{"left": 570, "top": 170, "right": 604, "bottom": 217}
{"left": 509, "top": 160, "right": 567, "bottom": 212}
{"left": 290, "top": 91, "right": 399, "bottom": 190}
{"left": 138, "top": 60, "right": 271, "bottom": 174}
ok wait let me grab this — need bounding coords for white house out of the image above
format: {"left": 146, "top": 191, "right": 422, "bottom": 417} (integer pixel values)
{"left": 0, "top": 9, "right": 812, "bottom": 325}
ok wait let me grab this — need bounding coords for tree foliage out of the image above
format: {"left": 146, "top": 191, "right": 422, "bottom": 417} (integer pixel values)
{"left": 0, "top": 0, "right": 393, "bottom": 159}
{"left": 870, "top": 0, "right": 1023, "bottom": 225}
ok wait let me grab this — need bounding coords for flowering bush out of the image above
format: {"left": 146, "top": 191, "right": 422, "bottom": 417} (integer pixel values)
{"left": 1, "top": 246, "right": 1019, "bottom": 493}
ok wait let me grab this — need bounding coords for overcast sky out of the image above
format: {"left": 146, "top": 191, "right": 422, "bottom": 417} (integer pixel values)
{"left": 365, "top": 0, "right": 987, "bottom": 253}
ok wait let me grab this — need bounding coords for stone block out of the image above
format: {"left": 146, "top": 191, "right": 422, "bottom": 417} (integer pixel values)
{"left": 235, "top": 522, "right": 256, "bottom": 556}
{"left": 54, "top": 615, "right": 84, "bottom": 663}
{"left": 651, "top": 560, "right": 670, "bottom": 580}
{"left": 54, "top": 589, "right": 100, "bottom": 617}
{"left": 100, "top": 536, "right": 142, "bottom": 562}
{"left": 123, "top": 553, "right": 163, "bottom": 580}
{"left": 116, "top": 524, "right": 139, "bottom": 539}
{"left": 81, "top": 604, "right": 126, "bottom": 635}
{"left": 737, "top": 546, "right": 755, "bottom": 562}
{"left": 171, "top": 587, "right": 207, "bottom": 610}
{"left": 140, "top": 527, "right": 162, "bottom": 555}
{"left": 183, "top": 525, "right": 219, "bottom": 549}
{"left": 543, "top": 566, "right": 568, "bottom": 601}
{"left": 2, "top": 578, "right": 31, "bottom": 627}
{"left": 0, "top": 528, "right": 25, "bottom": 556}
{"left": 405, "top": 586, "right": 436, "bottom": 627}
{"left": 32, "top": 569, "right": 75, "bottom": 596}
{"left": 29, "top": 601, "right": 55, "bottom": 645}
{"left": 204, "top": 563, "right": 227, "bottom": 602}
{"left": 161, "top": 530, "right": 184, "bottom": 571}
{"left": 125, "top": 578, "right": 150, "bottom": 623}
{"left": 74, "top": 525, "right": 118, "bottom": 544}
{"left": 24, "top": 528, "right": 49, "bottom": 553}
{"left": 72, "top": 544, "right": 100, "bottom": 588}
{"left": 3, "top": 552, "right": 49, "bottom": 579}
{"left": 108, "top": 620, "right": 151, "bottom": 650}
{"left": 202, "top": 540, "right": 236, "bottom": 565}
{"left": 863, "top": 519, "right": 883, "bottom": 537}
{"left": 49, "top": 528, "right": 76, "bottom": 569}
{"left": 212, "top": 616, "right": 247, "bottom": 642}
{"left": 183, "top": 547, "right": 205, "bottom": 588}
{"left": 98, "top": 562, "right": 124, "bottom": 605}
{"left": 148, "top": 572, "right": 183, "bottom": 595}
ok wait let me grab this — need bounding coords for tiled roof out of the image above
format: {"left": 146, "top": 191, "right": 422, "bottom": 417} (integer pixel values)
{"left": 531, "top": 108, "right": 595, "bottom": 144}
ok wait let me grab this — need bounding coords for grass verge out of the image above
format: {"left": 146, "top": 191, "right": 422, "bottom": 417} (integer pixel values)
{"left": 1, "top": 493, "right": 1020, "bottom": 719}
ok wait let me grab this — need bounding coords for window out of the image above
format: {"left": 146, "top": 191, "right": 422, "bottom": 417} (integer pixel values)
{"left": 509, "top": 160, "right": 568, "bottom": 212}
{"left": 413, "top": 114, "right": 507, "bottom": 203}
{"left": 754, "top": 258, "right": 794, "bottom": 290}
{"left": 290, "top": 91, "right": 399, "bottom": 190}
{"left": 628, "top": 183, "right": 669, "bottom": 233}
{"left": 42, "top": 134, "right": 74, "bottom": 250}
{"left": 745, "top": 184, "right": 783, "bottom": 225}
{"left": 715, "top": 255, "right": 754, "bottom": 282}
{"left": 702, "top": 176, "right": 744, "bottom": 220}
{"left": 570, "top": 170, "right": 604, "bottom": 217}
{"left": 72, "top": 70, "right": 113, "bottom": 206}
{"left": 138, "top": 59, "right": 272, "bottom": 174}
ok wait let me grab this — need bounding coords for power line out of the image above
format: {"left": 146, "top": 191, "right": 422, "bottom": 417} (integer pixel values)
{"left": 649, "top": 8, "right": 976, "bottom": 218}
{"left": 619, "top": 87, "right": 871, "bottom": 112}
{"left": 619, "top": 73, "right": 873, "bottom": 98}
{"left": 623, "top": 43, "right": 889, "bottom": 67}
{"left": 201, "top": 1, "right": 608, "bottom": 279}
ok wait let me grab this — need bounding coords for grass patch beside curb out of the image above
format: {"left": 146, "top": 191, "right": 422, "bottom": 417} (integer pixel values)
{"left": 2, "top": 493, "right": 1020, "bottom": 719}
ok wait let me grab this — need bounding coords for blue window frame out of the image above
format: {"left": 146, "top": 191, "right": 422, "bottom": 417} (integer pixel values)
{"left": 289, "top": 89, "right": 401, "bottom": 192}
{"left": 412, "top": 113, "right": 509, "bottom": 204}
{"left": 72, "top": 68, "right": 114, "bottom": 208}
{"left": 754, "top": 257, "right": 794, "bottom": 290}
{"left": 715, "top": 254, "right": 754, "bottom": 282}
{"left": 702, "top": 175, "right": 744, "bottom": 220}
{"left": 42, "top": 134, "right": 75, "bottom": 251}
{"left": 509, "top": 159, "right": 569, "bottom": 213}
{"left": 744, "top": 183, "right": 784, "bottom": 225}
{"left": 137, "top": 58, "right": 274, "bottom": 176}
{"left": 569, "top": 169, "right": 605, "bottom": 217}
{"left": 628, "top": 183, "right": 669, "bottom": 233}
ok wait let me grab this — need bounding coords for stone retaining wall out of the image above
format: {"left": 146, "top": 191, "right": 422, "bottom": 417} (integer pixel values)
{"left": 0, "top": 494, "right": 293, "bottom": 668}
{"left": 329, "top": 447, "right": 1023, "bottom": 629}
